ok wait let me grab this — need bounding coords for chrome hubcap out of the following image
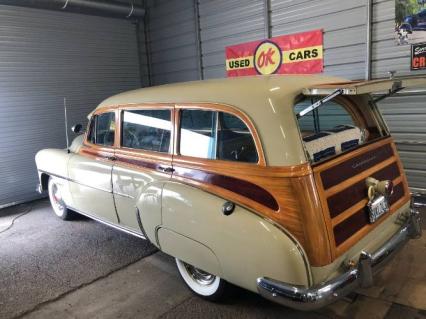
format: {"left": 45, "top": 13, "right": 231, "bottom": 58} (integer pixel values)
{"left": 183, "top": 262, "right": 216, "bottom": 286}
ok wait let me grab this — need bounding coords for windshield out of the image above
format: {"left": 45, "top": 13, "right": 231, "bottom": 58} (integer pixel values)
{"left": 294, "top": 95, "right": 387, "bottom": 163}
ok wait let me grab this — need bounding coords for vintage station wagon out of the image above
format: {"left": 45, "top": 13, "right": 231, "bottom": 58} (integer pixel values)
{"left": 35, "top": 75, "right": 423, "bottom": 310}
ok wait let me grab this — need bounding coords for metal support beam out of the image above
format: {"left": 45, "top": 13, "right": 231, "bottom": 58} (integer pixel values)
{"left": 194, "top": 0, "right": 203, "bottom": 80}
{"left": 0, "top": 0, "right": 145, "bottom": 20}
{"left": 365, "top": 0, "right": 373, "bottom": 80}
{"left": 264, "top": 0, "right": 271, "bottom": 38}
{"left": 143, "top": 3, "right": 152, "bottom": 86}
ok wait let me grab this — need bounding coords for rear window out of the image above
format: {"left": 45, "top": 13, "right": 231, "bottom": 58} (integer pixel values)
{"left": 294, "top": 96, "right": 385, "bottom": 163}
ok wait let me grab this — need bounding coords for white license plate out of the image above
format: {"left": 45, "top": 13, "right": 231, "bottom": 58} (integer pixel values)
{"left": 367, "top": 195, "right": 389, "bottom": 223}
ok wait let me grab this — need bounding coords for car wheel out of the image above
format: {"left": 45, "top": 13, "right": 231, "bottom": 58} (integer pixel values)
{"left": 48, "top": 177, "right": 74, "bottom": 220}
{"left": 175, "top": 258, "right": 228, "bottom": 301}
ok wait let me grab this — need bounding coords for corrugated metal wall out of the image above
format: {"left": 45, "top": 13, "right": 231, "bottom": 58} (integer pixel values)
{"left": 271, "top": 0, "right": 367, "bottom": 80}
{"left": 145, "top": 0, "right": 426, "bottom": 193}
{"left": 145, "top": 0, "right": 199, "bottom": 84}
{"left": 199, "top": 0, "right": 266, "bottom": 79}
{"left": 0, "top": 5, "right": 141, "bottom": 207}
{"left": 372, "top": 0, "right": 426, "bottom": 193}
{"left": 196, "top": 0, "right": 367, "bottom": 80}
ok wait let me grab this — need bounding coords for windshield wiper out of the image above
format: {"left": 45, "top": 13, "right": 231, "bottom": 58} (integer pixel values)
{"left": 296, "top": 88, "right": 344, "bottom": 119}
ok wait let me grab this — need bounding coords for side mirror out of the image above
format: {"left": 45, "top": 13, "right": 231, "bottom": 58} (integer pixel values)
{"left": 71, "top": 124, "right": 83, "bottom": 134}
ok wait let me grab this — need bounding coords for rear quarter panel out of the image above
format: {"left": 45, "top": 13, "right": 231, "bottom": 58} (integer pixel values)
{"left": 160, "top": 181, "right": 310, "bottom": 292}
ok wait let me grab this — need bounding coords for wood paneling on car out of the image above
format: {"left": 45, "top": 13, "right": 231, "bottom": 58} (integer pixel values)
{"left": 313, "top": 137, "right": 410, "bottom": 259}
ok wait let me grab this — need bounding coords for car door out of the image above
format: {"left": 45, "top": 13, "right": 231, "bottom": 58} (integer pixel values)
{"left": 112, "top": 105, "right": 174, "bottom": 238}
{"left": 68, "top": 110, "right": 119, "bottom": 223}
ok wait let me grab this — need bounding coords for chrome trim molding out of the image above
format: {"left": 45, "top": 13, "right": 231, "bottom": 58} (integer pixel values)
{"left": 67, "top": 205, "right": 146, "bottom": 240}
{"left": 38, "top": 169, "right": 112, "bottom": 194}
{"left": 257, "top": 207, "right": 422, "bottom": 311}
{"left": 114, "top": 191, "right": 134, "bottom": 199}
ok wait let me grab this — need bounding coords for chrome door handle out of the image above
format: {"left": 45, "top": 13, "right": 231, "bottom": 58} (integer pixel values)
{"left": 158, "top": 165, "right": 174, "bottom": 173}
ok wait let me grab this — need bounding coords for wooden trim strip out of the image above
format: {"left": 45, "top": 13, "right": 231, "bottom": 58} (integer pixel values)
{"left": 80, "top": 148, "right": 114, "bottom": 160}
{"left": 327, "top": 162, "right": 400, "bottom": 218}
{"left": 324, "top": 156, "right": 396, "bottom": 197}
{"left": 320, "top": 143, "right": 394, "bottom": 189}
{"left": 333, "top": 182, "right": 405, "bottom": 246}
{"left": 331, "top": 175, "right": 403, "bottom": 227}
{"left": 173, "top": 165, "right": 279, "bottom": 211}
{"left": 115, "top": 155, "right": 159, "bottom": 171}
{"left": 335, "top": 188, "right": 409, "bottom": 256}
{"left": 81, "top": 146, "right": 279, "bottom": 211}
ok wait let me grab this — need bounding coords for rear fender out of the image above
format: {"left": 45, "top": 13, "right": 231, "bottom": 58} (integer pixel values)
{"left": 160, "top": 181, "right": 311, "bottom": 292}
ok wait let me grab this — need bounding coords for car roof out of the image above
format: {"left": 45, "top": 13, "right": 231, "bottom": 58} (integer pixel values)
{"left": 95, "top": 74, "right": 346, "bottom": 112}
{"left": 93, "top": 74, "right": 349, "bottom": 166}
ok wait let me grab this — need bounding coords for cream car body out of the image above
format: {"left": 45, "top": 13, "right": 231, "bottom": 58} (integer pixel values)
{"left": 35, "top": 75, "right": 423, "bottom": 310}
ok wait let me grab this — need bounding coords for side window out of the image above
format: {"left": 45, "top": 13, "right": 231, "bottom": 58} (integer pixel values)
{"left": 87, "top": 117, "right": 96, "bottom": 144}
{"left": 87, "top": 112, "right": 115, "bottom": 146}
{"left": 180, "top": 109, "right": 217, "bottom": 159}
{"left": 217, "top": 112, "right": 258, "bottom": 163}
{"left": 179, "top": 109, "right": 258, "bottom": 163}
{"left": 122, "top": 109, "right": 171, "bottom": 153}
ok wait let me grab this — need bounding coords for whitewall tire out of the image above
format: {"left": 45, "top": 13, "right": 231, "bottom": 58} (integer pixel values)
{"left": 175, "top": 258, "right": 228, "bottom": 301}
{"left": 48, "top": 177, "right": 74, "bottom": 220}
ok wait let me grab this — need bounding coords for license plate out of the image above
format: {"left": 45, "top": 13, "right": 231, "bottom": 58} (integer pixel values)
{"left": 367, "top": 195, "right": 389, "bottom": 223}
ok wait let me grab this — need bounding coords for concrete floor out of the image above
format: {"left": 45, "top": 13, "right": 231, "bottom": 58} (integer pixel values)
{"left": 0, "top": 199, "right": 425, "bottom": 319}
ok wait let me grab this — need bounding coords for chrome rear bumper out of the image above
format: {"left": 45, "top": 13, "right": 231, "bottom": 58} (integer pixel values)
{"left": 257, "top": 208, "right": 422, "bottom": 311}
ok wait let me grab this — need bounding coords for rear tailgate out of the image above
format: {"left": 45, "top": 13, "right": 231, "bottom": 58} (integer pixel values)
{"left": 302, "top": 76, "right": 426, "bottom": 96}
{"left": 312, "top": 137, "right": 411, "bottom": 259}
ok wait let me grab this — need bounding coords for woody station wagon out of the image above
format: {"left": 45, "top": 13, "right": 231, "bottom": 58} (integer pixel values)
{"left": 35, "top": 75, "right": 423, "bottom": 310}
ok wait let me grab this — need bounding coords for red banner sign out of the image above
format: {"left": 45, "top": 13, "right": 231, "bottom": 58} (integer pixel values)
{"left": 225, "top": 29, "right": 323, "bottom": 77}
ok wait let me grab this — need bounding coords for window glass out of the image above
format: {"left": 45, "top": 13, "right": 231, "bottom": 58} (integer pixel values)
{"left": 180, "top": 109, "right": 217, "bottom": 159}
{"left": 122, "top": 109, "right": 171, "bottom": 153}
{"left": 217, "top": 113, "right": 258, "bottom": 163}
{"left": 294, "top": 98, "right": 366, "bottom": 163}
{"left": 87, "top": 117, "right": 96, "bottom": 144}
{"left": 294, "top": 99, "right": 354, "bottom": 133}
{"left": 95, "top": 112, "right": 115, "bottom": 146}
{"left": 87, "top": 112, "right": 115, "bottom": 146}
{"left": 179, "top": 109, "right": 258, "bottom": 163}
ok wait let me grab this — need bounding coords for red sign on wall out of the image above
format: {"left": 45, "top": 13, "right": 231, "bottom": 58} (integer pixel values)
{"left": 225, "top": 29, "right": 323, "bottom": 77}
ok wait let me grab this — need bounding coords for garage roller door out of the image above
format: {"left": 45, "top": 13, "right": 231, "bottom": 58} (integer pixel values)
{"left": 377, "top": 93, "right": 426, "bottom": 194}
{"left": 0, "top": 5, "right": 140, "bottom": 208}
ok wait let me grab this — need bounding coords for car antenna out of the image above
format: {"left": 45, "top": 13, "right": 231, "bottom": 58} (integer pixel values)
{"left": 64, "top": 97, "right": 70, "bottom": 153}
